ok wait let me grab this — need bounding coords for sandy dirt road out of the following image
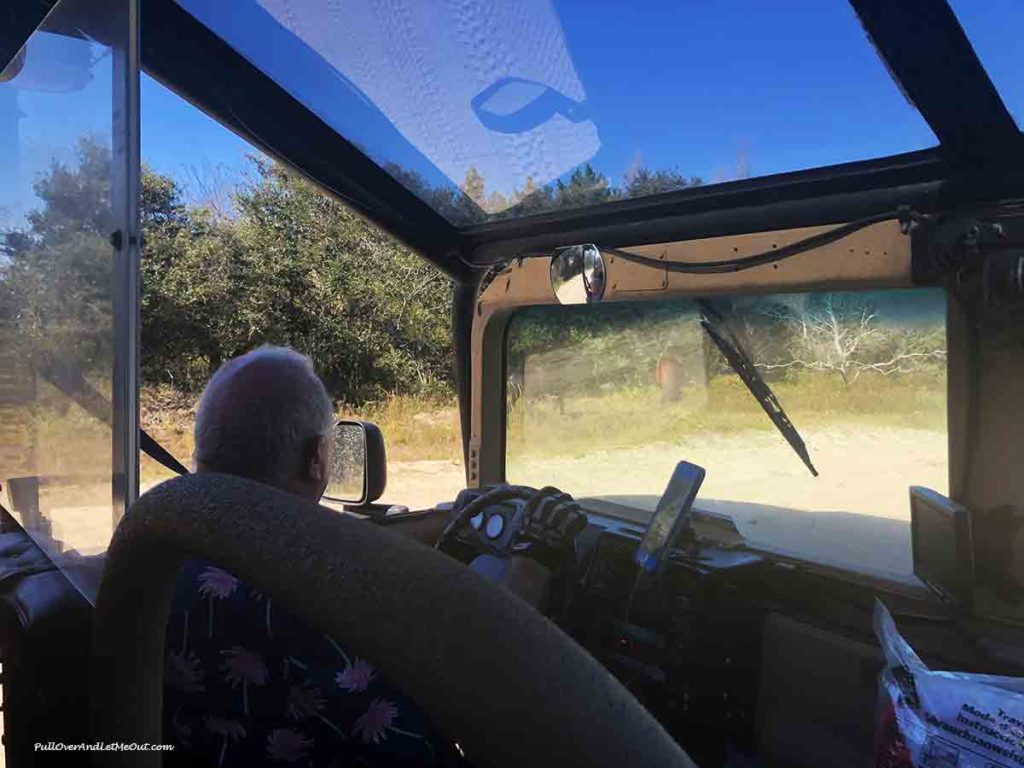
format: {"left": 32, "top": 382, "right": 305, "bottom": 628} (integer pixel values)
{"left": 27, "top": 425, "right": 941, "bottom": 588}
{"left": 383, "top": 425, "right": 946, "bottom": 580}
{"left": 385, "top": 425, "right": 945, "bottom": 515}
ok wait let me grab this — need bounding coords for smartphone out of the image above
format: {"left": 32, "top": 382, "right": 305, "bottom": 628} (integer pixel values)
{"left": 635, "top": 461, "right": 706, "bottom": 573}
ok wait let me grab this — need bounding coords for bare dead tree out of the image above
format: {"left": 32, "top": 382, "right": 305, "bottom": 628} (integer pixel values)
{"left": 754, "top": 293, "right": 945, "bottom": 385}
{"left": 735, "top": 140, "right": 750, "bottom": 180}
{"left": 183, "top": 159, "right": 249, "bottom": 221}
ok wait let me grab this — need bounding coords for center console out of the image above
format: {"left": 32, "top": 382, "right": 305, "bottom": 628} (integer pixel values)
{"left": 568, "top": 526, "right": 767, "bottom": 765}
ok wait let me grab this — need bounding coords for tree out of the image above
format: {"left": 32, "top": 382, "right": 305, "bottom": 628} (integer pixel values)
{"left": 460, "top": 166, "right": 486, "bottom": 208}
{"left": 622, "top": 166, "right": 702, "bottom": 199}
{"left": 141, "top": 158, "right": 455, "bottom": 402}
{"left": 0, "top": 135, "right": 113, "bottom": 376}
{"left": 753, "top": 293, "right": 945, "bottom": 386}
{"left": 554, "top": 163, "right": 613, "bottom": 209}
{"left": 385, "top": 158, "right": 703, "bottom": 223}
{"left": 381, "top": 162, "right": 480, "bottom": 225}
{"left": 183, "top": 160, "right": 246, "bottom": 221}
{"left": 1, "top": 135, "right": 726, "bottom": 407}
{"left": 517, "top": 175, "right": 538, "bottom": 199}
{"left": 507, "top": 174, "right": 554, "bottom": 216}
{"left": 485, "top": 190, "right": 509, "bottom": 213}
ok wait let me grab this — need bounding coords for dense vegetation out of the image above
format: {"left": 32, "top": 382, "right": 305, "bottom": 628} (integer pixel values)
{"left": 141, "top": 157, "right": 455, "bottom": 402}
{"left": 2, "top": 136, "right": 708, "bottom": 405}
{"left": 1, "top": 138, "right": 454, "bottom": 404}
{"left": 508, "top": 292, "right": 946, "bottom": 393}
{"left": 3, "top": 136, "right": 942, "bottom": 441}
{"left": 0, "top": 137, "right": 114, "bottom": 378}
{"left": 391, "top": 160, "right": 703, "bottom": 225}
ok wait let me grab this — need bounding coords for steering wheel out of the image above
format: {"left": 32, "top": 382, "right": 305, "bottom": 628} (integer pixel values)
{"left": 436, "top": 485, "right": 587, "bottom": 566}
{"left": 91, "top": 474, "right": 696, "bottom": 768}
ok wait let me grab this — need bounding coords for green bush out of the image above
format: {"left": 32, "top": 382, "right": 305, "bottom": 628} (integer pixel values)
{"left": 141, "top": 159, "right": 454, "bottom": 402}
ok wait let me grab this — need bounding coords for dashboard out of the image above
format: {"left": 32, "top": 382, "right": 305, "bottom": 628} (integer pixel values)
{"left": 434, "top": 486, "right": 771, "bottom": 765}
{"left": 570, "top": 514, "right": 768, "bottom": 765}
{"left": 403, "top": 481, "right": 1006, "bottom": 768}
{"left": 464, "top": 497, "right": 526, "bottom": 551}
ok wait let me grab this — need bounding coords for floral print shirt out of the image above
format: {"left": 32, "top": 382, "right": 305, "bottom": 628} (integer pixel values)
{"left": 164, "top": 558, "right": 452, "bottom": 767}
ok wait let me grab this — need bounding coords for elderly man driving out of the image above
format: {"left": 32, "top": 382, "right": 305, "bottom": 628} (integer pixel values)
{"left": 192, "top": 346, "right": 335, "bottom": 502}
{"left": 165, "top": 346, "right": 451, "bottom": 767}
{"left": 165, "top": 345, "right": 584, "bottom": 766}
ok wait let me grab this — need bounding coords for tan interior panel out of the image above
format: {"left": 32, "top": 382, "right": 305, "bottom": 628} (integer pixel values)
{"left": 472, "top": 217, "right": 917, "bottom": 493}
{"left": 605, "top": 220, "right": 912, "bottom": 300}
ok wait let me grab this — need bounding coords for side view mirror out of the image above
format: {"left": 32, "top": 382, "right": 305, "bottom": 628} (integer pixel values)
{"left": 325, "top": 420, "right": 387, "bottom": 506}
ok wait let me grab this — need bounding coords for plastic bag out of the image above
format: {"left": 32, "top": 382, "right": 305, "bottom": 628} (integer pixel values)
{"left": 875, "top": 599, "right": 1024, "bottom": 768}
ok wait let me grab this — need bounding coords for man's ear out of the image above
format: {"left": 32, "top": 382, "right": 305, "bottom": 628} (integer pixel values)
{"left": 305, "top": 434, "right": 331, "bottom": 484}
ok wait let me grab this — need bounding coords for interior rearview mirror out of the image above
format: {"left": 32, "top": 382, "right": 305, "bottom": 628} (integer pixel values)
{"left": 550, "top": 244, "right": 606, "bottom": 305}
{"left": 325, "top": 419, "right": 387, "bottom": 506}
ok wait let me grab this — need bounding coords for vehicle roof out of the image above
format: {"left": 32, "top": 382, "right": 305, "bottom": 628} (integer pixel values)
{"left": 13, "top": 0, "right": 1024, "bottom": 277}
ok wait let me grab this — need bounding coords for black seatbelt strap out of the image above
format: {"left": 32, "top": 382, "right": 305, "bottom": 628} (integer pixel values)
{"left": 140, "top": 429, "right": 190, "bottom": 476}
{"left": 36, "top": 362, "right": 190, "bottom": 478}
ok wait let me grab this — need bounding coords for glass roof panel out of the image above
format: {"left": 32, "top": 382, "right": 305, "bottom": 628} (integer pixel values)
{"left": 949, "top": 0, "right": 1023, "bottom": 129}
{"left": 174, "top": 0, "right": 937, "bottom": 226}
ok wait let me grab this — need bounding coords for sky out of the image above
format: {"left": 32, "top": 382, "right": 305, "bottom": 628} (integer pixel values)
{"left": 171, "top": 0, "right": 941, "bottom": 201}
{"left": 3, "top": 0, "right": 1022, "bottom": 224}
{"left": 142, "top": 74, "right": 258, "bottom": 206}
{"left": 147, "top": 0, "right": 1024, "bottom": 214}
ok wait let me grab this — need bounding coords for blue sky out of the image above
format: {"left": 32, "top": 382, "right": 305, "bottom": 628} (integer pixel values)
{"left": 142, "top": 74, "right": 258, "bottom": 204}
{"left": 166, "top": 0, "right": 940, "bottom": 203}
{"left": 3, "top": 0, "right": 1021, "bottom": 224}
{"left": 146, "top": 0, "right": 1024, "bottom": 214}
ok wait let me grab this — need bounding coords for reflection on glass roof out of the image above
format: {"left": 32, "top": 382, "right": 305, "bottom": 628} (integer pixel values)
{"left": 949, "top": 0, "right": 1023, "bottom": 129}
{"left": 175, "top": 0, "right": 937, "bottom": 225}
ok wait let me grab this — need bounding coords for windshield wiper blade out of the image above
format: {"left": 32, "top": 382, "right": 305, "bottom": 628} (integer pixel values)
{"left": 696, "top": 300, "right": 818, "bottom": 477}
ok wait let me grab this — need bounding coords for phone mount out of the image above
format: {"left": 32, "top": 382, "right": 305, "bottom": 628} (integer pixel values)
{"left": 634, "top": 461, "right": 706, "bottom": 575}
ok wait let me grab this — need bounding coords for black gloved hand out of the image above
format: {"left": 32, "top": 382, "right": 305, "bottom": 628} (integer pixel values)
{"left": 441, "top": 484, "right": 587, "bottom": 572}
{"left": 438, "top": 484, "right": 532, "bottom": 552}
{"left": 516, "top": 486, "right": 587, "bottom": 569}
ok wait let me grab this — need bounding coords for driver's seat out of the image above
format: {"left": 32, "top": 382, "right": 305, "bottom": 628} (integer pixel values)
{"left": 93, "top": 473, "right": 695, "bottom": 768}
{"left": 164, "top": 557, "right": 451, "bottom": 766}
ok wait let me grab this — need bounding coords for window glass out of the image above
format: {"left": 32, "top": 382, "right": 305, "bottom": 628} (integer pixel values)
{"left": 949, "top": 0, "right": 1024, "bottom": 129}
{"left": 0, "top": 0, "right": 133, "bottom": 590}
{"left": 139, "top": 75, "right": 465, "bottom": 513}
{"left": 175, "top": 0, "right": 936, "bottom": 225}
{"left": 506, "top": 289, "right": 947, "bottom": 580}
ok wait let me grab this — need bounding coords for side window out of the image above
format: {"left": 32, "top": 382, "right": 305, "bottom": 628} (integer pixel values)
{"left": 139, "top": 77, "right": 464, "bottom": 511}
{"left": 505, "top": 288, "right": 948, "bottom": 580}
{"left": 0, "top": 0, "right": 136, "bottom": 588}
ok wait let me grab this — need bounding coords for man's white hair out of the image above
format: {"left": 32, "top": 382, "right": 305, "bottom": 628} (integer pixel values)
{"left": 193, "top": 346, "right": 334, "bottom": 486}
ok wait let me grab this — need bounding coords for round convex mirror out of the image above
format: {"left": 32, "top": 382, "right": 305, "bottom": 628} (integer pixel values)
{"left": 550, "top": 244, "right": 606, "bottom": 305}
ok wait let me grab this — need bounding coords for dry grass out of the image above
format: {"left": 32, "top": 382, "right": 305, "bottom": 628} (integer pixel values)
{"left": 139, "top": 388, "right": 463, "bottom": 483}
{"left": 141, "top": 384, "right": 197, "bottom": 462}
{"left": 137, "top": 370, "right": 944, "bottom": 483}
{"left": 507, "top": 370, "right": 945, "bottom": 460}
{"left": 341, "top": 397, "right": 461, "bottom": 463}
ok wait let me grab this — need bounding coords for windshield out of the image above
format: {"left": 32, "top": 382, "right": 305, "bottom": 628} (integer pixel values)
{"left": 505, "top": 288, "right": 948, "bottom": 581}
